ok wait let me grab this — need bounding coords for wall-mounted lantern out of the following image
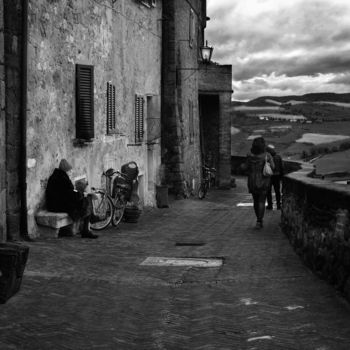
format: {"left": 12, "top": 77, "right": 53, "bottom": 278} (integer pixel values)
{"left": 200, "top": 41, "right": 213, "bottom": 64}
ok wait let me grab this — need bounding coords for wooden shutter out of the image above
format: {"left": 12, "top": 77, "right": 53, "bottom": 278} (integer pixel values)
{"left": 76, "top": 64, "right": 94, "bottom": 140}
{"left": 107, "top": 82, "right": 116, "bottom": 134}
{"left": 135, "top": 95, "right": 144, "bottom": 143}
{"left": 189, "top": 9, "right": 194, "bottom": 48}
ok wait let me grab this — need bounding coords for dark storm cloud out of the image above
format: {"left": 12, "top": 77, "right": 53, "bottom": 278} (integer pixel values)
{"left": 206, "top": 0, "right": 350, "bottom": 99}
{"left": 233, "top": 50, "right": 350, "bottom": 81}
{"left": 328, "top": 73, "right": 350, "bottom": 85}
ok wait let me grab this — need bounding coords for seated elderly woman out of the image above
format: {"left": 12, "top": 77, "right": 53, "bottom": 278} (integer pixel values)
{"left": 45, "top": 159, "right": 98, "bottom": 239}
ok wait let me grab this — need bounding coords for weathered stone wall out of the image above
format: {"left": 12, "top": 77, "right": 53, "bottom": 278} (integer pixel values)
{"left": 0, "top": 0, "right": 5, "bottom": 242}
{"left": 27, "top": 0, "right": 162, "bottom": 236}
{"left": 282, "top": 163, "right": 350, "bottom": 302}
{"left": 199, "top": 64, "right": 233, "bottom": 188}
{"left": 4, "top": 0, "right": 23, "bottom": 241}
{"left": 199, "top": 64, "right": 232, "bottom": 92}
{"left": 162, "top": 0, "right": 205, "bottom": 195}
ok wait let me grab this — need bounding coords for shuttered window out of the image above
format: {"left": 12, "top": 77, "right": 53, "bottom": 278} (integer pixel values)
{"left": 107, "top": 82, "right": 116, "bottom": 134}
{"left": 189, "top": 9, "right": 195, "bottom": 48}
{"left": 189, "top": 100, "right": 194, "bottom": 143}
{"left": 76, "top": 64, "right": 94, "bottom": 140}
{"left": 135, "top": 95, "right": 144, "bottom": 144}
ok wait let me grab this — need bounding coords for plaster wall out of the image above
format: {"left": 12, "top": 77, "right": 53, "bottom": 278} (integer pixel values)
{"left": 26, "top": 0, "right": 162, "bottom": 237}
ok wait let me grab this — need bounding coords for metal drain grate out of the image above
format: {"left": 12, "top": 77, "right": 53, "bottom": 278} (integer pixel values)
{"left": 175, "top": 242, "right": 205, "bottom": 246}
{"left": 140, "top": 257, "right": 223, "bottom": 267}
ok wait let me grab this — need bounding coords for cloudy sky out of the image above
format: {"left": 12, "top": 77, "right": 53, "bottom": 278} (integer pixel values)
{"left": 206, "top": 0, "right": 350, "bottom": 101}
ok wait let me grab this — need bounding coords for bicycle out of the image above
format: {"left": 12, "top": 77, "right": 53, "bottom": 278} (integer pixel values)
{"left": 89, "top": 169, "right": 130, "bottom": 230}
{"left": 198, "top": 166, "right": 216, "bottom": 199}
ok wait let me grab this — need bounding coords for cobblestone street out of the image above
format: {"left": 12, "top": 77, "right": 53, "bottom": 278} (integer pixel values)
{"left": 1, "top": 177, "right": 350, "bottom": 349}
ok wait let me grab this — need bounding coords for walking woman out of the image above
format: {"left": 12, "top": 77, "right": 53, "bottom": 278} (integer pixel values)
{"left": 244, "top": 137, "right": 275, "bottom": 228}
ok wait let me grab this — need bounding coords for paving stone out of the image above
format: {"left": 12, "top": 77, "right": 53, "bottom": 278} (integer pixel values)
{"left": 0, "top": 177, "right": 350, "bottom": 349}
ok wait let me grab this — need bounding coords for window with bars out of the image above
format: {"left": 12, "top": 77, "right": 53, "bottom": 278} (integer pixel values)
{"left": 135, "top": 95, "right": 145, "bottom": 144}
{"left": 189, "top": 100, "right": 194, "bottom": 143}
{"left": 76, "top": 64, "right": 94, "bottom": 140}
{"left": 106, "top": 82, "right": 116, "bottom": 134}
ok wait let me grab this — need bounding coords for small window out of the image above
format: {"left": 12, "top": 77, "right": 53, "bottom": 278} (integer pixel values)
{"left": 135, "top": 95, "right": 145, "bottom": 143}
{"left": 76, "top": 64, "right": 94, "bottom": 140}
{"left": 107, "top": 82, "right": 116, "bottom": 134}
{"left": 189, "top": 9, "right": 195, "bottom": 48}
{"left": 189, "top": 100, "right": 194, "bottom": 143}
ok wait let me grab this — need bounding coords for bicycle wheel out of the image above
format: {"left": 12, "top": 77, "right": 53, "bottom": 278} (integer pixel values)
{"left": 198, "top": 182, "right": 207, "bottom": 199}
{"left": 112, "top": 194, "right": 126, "bottom": 226}
{"left": 90, "top": 194, "right": 113, "bottom": 231}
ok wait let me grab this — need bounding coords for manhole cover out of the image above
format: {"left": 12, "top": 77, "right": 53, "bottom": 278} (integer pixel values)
{"left": 140, "top": 257, "right": 223, "bottom": 267}
{"left": 175, "top": 242, "right": 205, "bottom": 246}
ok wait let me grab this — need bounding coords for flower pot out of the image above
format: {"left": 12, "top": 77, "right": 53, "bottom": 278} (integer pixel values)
{"left": 123, "top": 206, "right": 142, "bottom": 223}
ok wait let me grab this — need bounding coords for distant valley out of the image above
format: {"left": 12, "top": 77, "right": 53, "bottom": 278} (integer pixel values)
{"left": 230, "top": 92, "right": 350, "bottom": 181}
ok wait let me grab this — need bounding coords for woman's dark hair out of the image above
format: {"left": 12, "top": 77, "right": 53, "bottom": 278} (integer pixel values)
{"left": 251, "top": 137, "right": 266, "bottom": 155}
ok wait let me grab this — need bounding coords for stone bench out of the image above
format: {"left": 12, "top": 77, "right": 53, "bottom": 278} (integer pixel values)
{"left": 35, "top": 210, "right": 80, "bottom": 238}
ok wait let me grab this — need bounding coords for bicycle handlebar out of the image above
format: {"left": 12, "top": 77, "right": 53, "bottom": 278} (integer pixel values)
{"left": 202, "top": 166, "right": 216, "bottom": 172}
{"left": 103, "top": 169, "right": 129, "bottom": 180}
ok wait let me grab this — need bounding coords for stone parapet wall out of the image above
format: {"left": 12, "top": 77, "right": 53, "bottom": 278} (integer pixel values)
{"left": 282, "top": 163, "right": 350, "bottom": 302}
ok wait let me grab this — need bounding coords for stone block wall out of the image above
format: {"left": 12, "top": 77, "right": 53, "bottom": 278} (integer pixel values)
{"left": 4, "top": 0, "right": 23, "bottom": 241}
{"left": 162, "top": 0, "right": 205, "bottom": 195}
{"left": 199, "top": 64, "right": 233, "bottom": 188}
{"left": 26, "top": 0, "right": 162, "bottom": 236}
{"left": 0, "top": 0, "right": 5, "bottom": 242}
{"left": 282, "top": 163, "right": 350, "bottom": 302}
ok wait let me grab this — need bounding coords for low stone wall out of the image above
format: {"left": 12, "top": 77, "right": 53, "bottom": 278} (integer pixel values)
{"left": 231, "top": 156, "right": 303, "bottom": 176}
{"left": 282, "top": 163, "right": 350, "bottom": 302}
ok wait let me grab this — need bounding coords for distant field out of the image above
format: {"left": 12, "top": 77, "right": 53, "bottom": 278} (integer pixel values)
{"left": 231, "top": 115, "right": 350, "bottom": 163}
{"left": 314, "top": 150, "right": 350, "bottom": 175}
{"left": 296, "top": 133, "right": 350, "bottom": 145}
{"left": 234, "top": 106, "right": 280, "bottom": 111}
{"left": 317, "top": 101, "right": 350, "bottom": 108}
{"left": 257, "top": 113, "right": 306, "bottom": 121}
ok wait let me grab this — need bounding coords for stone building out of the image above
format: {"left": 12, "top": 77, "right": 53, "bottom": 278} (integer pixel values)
{"left": 0, "top": 0, "right": 232, "bottom": 241}
{"left": 1, "top": 0, "right": 163, "bottom": 240}
{"left": 199, "top": 63, "right": 233, "bottom": 188}
{"left": 162, "top": 0, "right": 232, "bottom": 194}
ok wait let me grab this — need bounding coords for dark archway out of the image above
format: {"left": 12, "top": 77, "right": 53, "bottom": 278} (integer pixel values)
{"left": 199, "top": 94, "right": 220, "bottom": 174}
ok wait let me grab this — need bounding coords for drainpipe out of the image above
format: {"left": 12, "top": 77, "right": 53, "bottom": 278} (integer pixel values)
{"left": 20, "top": 0, "right": 30, "bottom": 240}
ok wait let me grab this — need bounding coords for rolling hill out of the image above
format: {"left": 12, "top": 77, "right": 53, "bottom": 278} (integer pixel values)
{"left": 232, "top": 92, "right": 350, "bottom": 107}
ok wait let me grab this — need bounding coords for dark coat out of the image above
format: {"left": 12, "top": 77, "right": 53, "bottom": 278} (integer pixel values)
{"left": 268, "top": 150, "right": 284, "bottom": 176}
{"left": 46, "top": 168, "right": 83, "bottom": 219}
{"left": 245, "top": 152, "right": 275, "bottom": 194}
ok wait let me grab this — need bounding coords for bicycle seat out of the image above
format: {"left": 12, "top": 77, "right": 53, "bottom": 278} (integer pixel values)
{"left": 116, "top": 183, "right": 130, "bottom": 189}
{"left": 104, "top": 168, "right": 115, "bottom": 177}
